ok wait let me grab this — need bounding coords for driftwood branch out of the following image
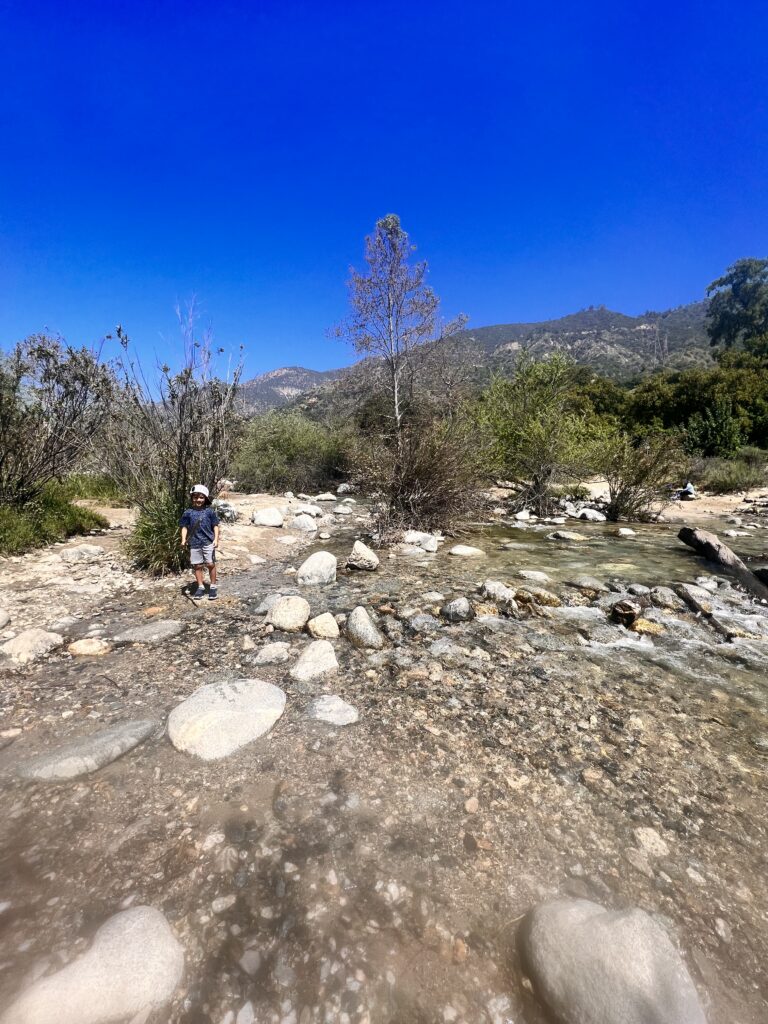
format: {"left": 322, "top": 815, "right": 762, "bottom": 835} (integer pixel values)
{"left": 677, "top": 526, "right": 768, "bottom": 602}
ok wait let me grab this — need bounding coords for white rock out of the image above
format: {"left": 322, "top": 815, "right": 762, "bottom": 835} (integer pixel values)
{"left": 521, "top": 898, "right": 706, "bottom": 1024}
{"left": 634, "top": 826, "right": 670, "bottom": 858}
{"left": 318, "top": 531, "right": 331, "bottom": 540}
{"left": 251, "top": 507, "right": 284, "bottom": 527}
{"left": 579, "top": 508, "right": 607, "bottom": 522}
{"left": 297, "top": 551, "right": 337, "bottom": 586}
{"left": 315, "top": 492, "right": 336, "bottom": 502}
{"left": 0, "top": 609, "right": 11, "bottom": 630}
{"left": 336, "top": 483, "right": 354, "bottom": 494}
{"left": 448, "top": 545, "right": 486, "bottom": 558}
{"left": 289, "top": 640, "right": 338, "bottom": 682}
{"left": 251, "top": 642, "right": 291, "bottom": 665}
{"left": 307, "top": 694, "right": 359, "bottom": 725}
{"left": 266, "top": 596, "right": 311, "bottom": 632}
{"left": 481, "top": 580, "right": 517, "bottom": 605}
{"left": 16, "top": 720, "right": 157, "bottom": 781}
{"left": 0, "top": 906, "right": 183, "bottom": 1024}
{"left": 517, "top": 570, "right": 551, "bottom": 583}
{"left": 307, "top": 612, "right": 340, "bottom": 639}
{"left": 291, "top": 514, "right": 318, "bottom": 533}
{"left": 249, "top": 554, "right": 267, "bottom": 564}
{"left": 276, "top": 536, "right": 298, "bottom": 546}
{"left": 296, "top": 503, "right": 323, "bottom": 517}
{"left": 1, "top": 629, "right": 63, "bottom": 665}
{"left": 514, "top": 509, "right": 531, "bottom": 521}
{"left": 236, "top": 1003, "right": 256, "bottom": 1024}
{"left": 346, "top": 606, "right": 385, "bottom": 649}
{"left": 403, "top": 530, "right": 439, "bottom": 552}
{"left": 346, "top": 540, "right": 380, "bottom": 571}
{"left": 333, "top": 504, "right": 353, "bottom": 515}
{"left": 168, "top": 679, "right": 286, "bottom": 760}
{"left": 60, "top": 544, "right": 105, "bottom": 563}
{"left": 67, "top": 638, "right": 111, "bottom": 657}
{"left": 113, "top": 620, "right": 184, "bottom": 644}
{"left": 618, "top": 527, "right": 636, "bottom": 537}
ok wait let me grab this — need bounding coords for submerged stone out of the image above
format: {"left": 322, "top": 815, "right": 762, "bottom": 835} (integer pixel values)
{"left": 16, "top": 720, "right": 157, "bottom": 781}
{"left": 168, "top": 679, "right": 286, "bottom": 760}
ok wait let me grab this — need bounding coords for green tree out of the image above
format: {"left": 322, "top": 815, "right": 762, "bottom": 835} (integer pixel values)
{"left": 707, "top": 257, "right": 768, "bottom": 355}
{"left": 477, "top": 354, "right": 591, "bottom": 513}
{"left": 685, "top": 395, "right": 743, "bottom": 457}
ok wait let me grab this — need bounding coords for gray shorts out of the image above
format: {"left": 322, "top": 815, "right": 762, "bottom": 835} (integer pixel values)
{"left": 190, "top": 544, "right": 216, "bottom": 565}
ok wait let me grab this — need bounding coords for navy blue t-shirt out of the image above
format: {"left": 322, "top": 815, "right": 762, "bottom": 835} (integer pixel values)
{"left": 179, "top": 506, "right": 220, "bottom": 547}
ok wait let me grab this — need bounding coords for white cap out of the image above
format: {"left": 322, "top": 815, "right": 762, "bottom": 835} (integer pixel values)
{"left": 190, "top": 484, "right": 209, "bottom": 498}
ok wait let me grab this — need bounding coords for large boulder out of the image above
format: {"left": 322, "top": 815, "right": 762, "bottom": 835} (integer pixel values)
{"left": 289, "top": 640, "right": 338, "bottom": 683}
{"left": 520, "top": 898, "right": 706, "bottom": 1024}
{"left": 449, "top": 544, "right": 486, "bottom": 558}
{"left": 168, "top": 679, "right": 286, "bottom": 759}
{"left": 0, "top": 906, "right": 184, "bottom": 1024}
{"left": 297, "top": 551, "right": 337, "bottom": 585}
{"left": 16, "top": 720, "right": 157, "bottom": 781}
{"left": 1, "top": 629, "right": 63, "bottom": 665}
{"left": 579, "top": 508, "right": 607, "bottom": 522}
{"left": 251, "top": 507, "right": 284, "bottom": 528}
{"left": 346, "top": 606, "right": 385, "bottom": 649}
{"left": 60, "top": 543, "right": 105, "bottom": 563}
{"left": 291, "top": 513, "right": 318, "bottom": 533}
{"left": 266, "top": 596, "right": 311, "bottom": 632}
{"left": 346, "top": 540, "right": 379, "bottom": 571}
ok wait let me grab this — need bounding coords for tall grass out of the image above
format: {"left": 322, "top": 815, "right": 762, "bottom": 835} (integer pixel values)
{"left": 54, "top": 473, "right": 127, "bottom": 504}
{"left": 123, "top": 490, "right": 187, "bottom": 575}
{"left": 690, "top": 448, "right": 767, "bottom": 494}
{"left": 0, "top": 488, "right": 108, "bottom": 556}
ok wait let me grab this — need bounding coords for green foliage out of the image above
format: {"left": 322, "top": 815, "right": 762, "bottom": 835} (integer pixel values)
{"left": 477, "top": 354, "right": 593, "bottom": 513}
{"left": 590, "top": 430, "right": 686, "bottom": 522}
{"left": 684, "top": 395, "right": 743, "bottom": 457}
{"left": 233, "top": 411, "right": 350, "bottom": 493}
{"left": 0, "top": 487, "right": 107, "bottom": 556}
{"left": 707, "top": 257, "right": 768, "bottom": 355}
{"left": 54, "top": 473, "right": 127, "bottom": 504}
{"left": 690, "top": 451, "right": 767, "bottom": 494}
{"left": 123, "top": 490, "right": 187, "bottom": 575}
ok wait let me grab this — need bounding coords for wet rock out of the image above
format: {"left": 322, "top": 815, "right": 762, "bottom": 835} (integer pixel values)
{"left": 347, "top": 540, "right": 380, "bottom": 571}
{"left": 15, "top": 719, "right": 157, "bottom": 781}
{"left": 481, "top": 580, "right": 517, "bottom": 606}
{"left": 346, "top": 606, "right": 385, "bottom": 649}
{"left": 250, "top": 642, "right": 291, "bottom": 665}
{"left": 627, "top": 583, "right": 650, "bottom": 596}
{"left": 517, "top": 570, "right": 551, "bottom": 583}
{"left": 618, "top": 526, "right": 636, "bottom": 537}
{"left": 449, "top": 544, "right": 486, "bottom": 557}
{"left": 629, "top": 618, "right": 664, "bottom": 636}
{"left": 403, "top": 529, "right": 439, "bottom": 552}
{"left": 333, "top": 504, "right": 353, "bottom": 515}
{"left": 266, "top": 596, "right": 311, "bottom": 632}
{"left": 520, "top": 898, "right": 706, "bottom": 1024}
{"left": 67, "top": 638, "right": 111, "bottom": 656}
{"left": 297, "top": 551, "right": 337, "bottom": 585}
{"left": 307, "top": 612, "right": 340, "bottom": 639}
{"left": 650, "top": 586, "right": 685, "bottom": 611}
{"left": 289, "top": 640, "right": 338, "bottom": 682}
{"left": 113, "top": 620, "right": 184, "bottom": 644}
{"left": 408, "top": 614, "right": 442, "bottom": 634}
{"left": 251, "top": 507, "right": 285, "bottom": 527}
{"left": 315, "top": 492, "right": 336, "bottom": 501}
{"left": 516, "top": 586, "right": 562, "bottom": 608}
{"left": 440, "top": 598, "right": 475, "bottom": 622}
{"left": 676, "top": 583, "right": 713, "bottom": 615}
{"left": 0, "top": 906, "right": 184, "bottom": 1024}
{"left": 610, "top": 599, "right": 642, "bottom": 626}
{"left": 548, "top": 530, "right": 588, "bottom": 542}
{"left": 168, "top": 679, "right": 286, "bottom": 760}
{"left": 565, "top": 575, "right": 609, "bottom": 595}
{"left": 60, "top": 543, "right": 105, "bottom": 563}
{"left": 307, "top": 694, "right": 359, "bottom": 725}
{"left": 1, "top": 629, "right": 64, "bottom": 665}
{"left": 579, "top": 508, "right": 607, "bottom": 522}
{"left": 291, "top": 513, "right": 317, "bottom": 533}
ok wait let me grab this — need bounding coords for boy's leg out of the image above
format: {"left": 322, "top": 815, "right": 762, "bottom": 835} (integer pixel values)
{"left": 208, "top": 562, "right": 217, "bottom": 585}
{"left": 194, "top": 566, "right": 204, "bottom": 588}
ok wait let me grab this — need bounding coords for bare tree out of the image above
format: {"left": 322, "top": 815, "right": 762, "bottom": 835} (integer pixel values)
{"left": 102, "top": 302, "right": 244, "bottom": 512}
{"left": 336, "top": 214, "right": 465, "bottom": 454}
{"left": 0, "top": 335, "right": 113, "bottom": 504}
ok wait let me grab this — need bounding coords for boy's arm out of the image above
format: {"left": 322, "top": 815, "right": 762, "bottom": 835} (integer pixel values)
{"left": 180, "top": 526, "right": 188, "bottom": 548}
{"left": 213, "top": 523, "right": 220, "bottom": 547}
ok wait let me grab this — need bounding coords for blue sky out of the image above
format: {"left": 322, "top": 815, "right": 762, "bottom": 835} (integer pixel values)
{"left": 1, "top": 0, "right": 767, "bottom": 377}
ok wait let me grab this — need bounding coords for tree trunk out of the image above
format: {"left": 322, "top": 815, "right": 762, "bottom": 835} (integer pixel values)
{"left": 677, "top": 526, "right": 768, "bottom": 602}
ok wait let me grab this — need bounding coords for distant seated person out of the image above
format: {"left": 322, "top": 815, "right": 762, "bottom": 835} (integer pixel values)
{"left": 679, "top": 480, "right": 697, "bottom": 501}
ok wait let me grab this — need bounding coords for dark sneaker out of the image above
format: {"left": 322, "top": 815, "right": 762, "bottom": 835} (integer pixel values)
{"left": 192, "top": 586, "right": 206, "bottom": 599}
{"left": 208, "top": 586, "right": 218, "bottom": 601}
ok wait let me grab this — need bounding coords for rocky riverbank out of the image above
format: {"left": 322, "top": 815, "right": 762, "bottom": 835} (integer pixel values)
{"left": 0, "top": 491, "right": 767, "bottom": 1023}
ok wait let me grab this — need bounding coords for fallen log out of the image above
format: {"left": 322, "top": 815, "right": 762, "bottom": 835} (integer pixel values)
{"left": 677, "top": 527, "right": 768, "bottom": 602}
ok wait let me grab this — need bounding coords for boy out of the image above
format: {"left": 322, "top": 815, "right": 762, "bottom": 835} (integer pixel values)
{"left": 180, "top": 484, "right": 221, "bottom": 600}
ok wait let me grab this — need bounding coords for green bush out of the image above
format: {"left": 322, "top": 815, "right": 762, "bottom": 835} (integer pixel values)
{"left": 0, "top": 488, "right": 108, "bottom": 555}
{"left": 123, "top": 490, "right": 187, "bottom": 576}
{"left": 684, "top": 395, "right": 743, "bottom": 457}
{"left": 233, "top": 411, "right": 349, "bottom": 493}
{"left": 54, "top": 473, "right": 127, "bottom": 504}
{"left": 691, "top": 457, "right": 767, "bottom": 494}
